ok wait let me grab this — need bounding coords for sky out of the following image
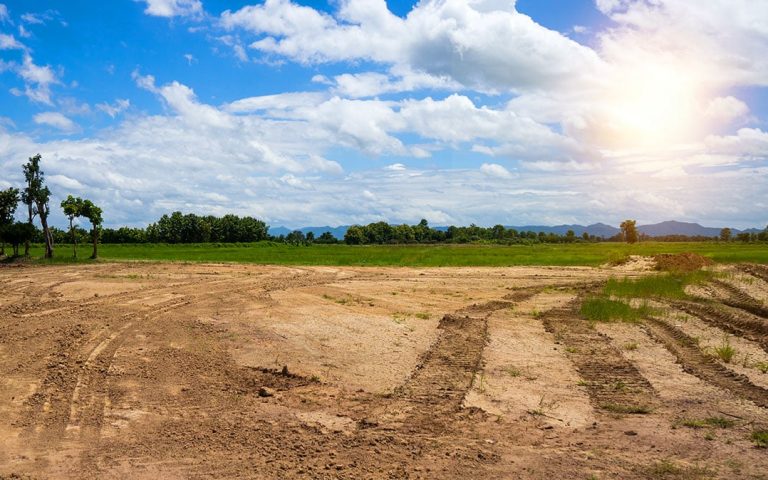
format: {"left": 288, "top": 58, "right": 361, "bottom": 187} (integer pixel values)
{"left": 0, "top": 0, "right": 767, "bottom": 230}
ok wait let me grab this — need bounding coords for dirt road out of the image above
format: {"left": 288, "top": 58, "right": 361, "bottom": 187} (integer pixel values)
{"left": 0, "top": 262, "right": 766, "bottom": 479}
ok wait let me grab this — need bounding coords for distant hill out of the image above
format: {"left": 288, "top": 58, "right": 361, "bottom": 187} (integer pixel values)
{"left": 270, "top": 221, "right": 764, "bottom": 240}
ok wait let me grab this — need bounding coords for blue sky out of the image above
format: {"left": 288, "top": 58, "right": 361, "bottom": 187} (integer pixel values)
{"left": 0, "top": 0, "right": 767, "bottom": 229}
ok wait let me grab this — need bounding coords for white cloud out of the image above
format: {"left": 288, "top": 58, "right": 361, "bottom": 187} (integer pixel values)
{"left": 14, "top": 54, "right": 59, "bottom": 104}
{"left": 480, "top": 163, "right": 512, "bottom": 178}
{"left": 97, "top": 99, "right": 130, "bottom": 118}
{"left": 140, "top": 0, "right": 203, "bottom": 18}
{"left": 221, "top": 0, "right": 604, "bottom": 93}
{"left": 0, "top": 33, "right": 25, "bottom": 50}
{"left": 0, "top": 4, "right": 9, "bottom": 23}
{"left": 33, "top": 112, "right": 76, "bottom": 132}
{"left": 183, "top": 53, "right": 196, "bottom": 65}
{"left": 704, "top": 96, "right": 750, "bottom": 124}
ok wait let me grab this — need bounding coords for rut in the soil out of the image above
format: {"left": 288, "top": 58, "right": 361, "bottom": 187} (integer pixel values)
{"left": 644, "top": 317, "right": 768, "bottom": 409}
{"left": 738, "top": 264, "right": 768, "bottom": 284}
{"left": 397, "top": 294, "right": 538, "bottom": 420}
{"left": 541, "top": 300, "right": 657, "bottom": 412}
{"left": 667, "top": 300, "right": 768, "bottom": 353}
{"left": 710, "top": 279, "right": 768, "bottom": 319}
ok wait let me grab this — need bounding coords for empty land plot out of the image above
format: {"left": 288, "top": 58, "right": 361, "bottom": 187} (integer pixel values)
{"left": 1, "top": 262, "right": 767, "bottom": 479}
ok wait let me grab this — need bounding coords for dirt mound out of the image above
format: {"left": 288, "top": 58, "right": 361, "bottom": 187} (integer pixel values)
{"left": 653, "top": 253, "right": 713, "bottom": 272}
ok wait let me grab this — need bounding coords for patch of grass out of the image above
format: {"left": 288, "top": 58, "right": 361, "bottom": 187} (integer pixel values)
{"left": 604, "top": 271, "right": 713, "bottom": 300}
{"left": 601, "top": 403, "right": 653, "bottom": 414}
{"left": 755, "top": 361, "right": 768, "bottom": 374}
{"left": 643, "top": 459, "right": 714, "bottom": 479}
{"left": 751, "top": 430, "right": 768, "bottom": 448}
{"left": 624, "top": 342, "right": 639, "bottom": 351}
{"left": 580, "top": 297, "right": 652, "bottom": 323}
{"left": 679, "top": 417, "right": 736, "bottom": 429}
{"left": 713, "top": 337, "right": 736, "bottom": 363}
{"left": 414, "top": 312, "right": 431, "bottom": 320}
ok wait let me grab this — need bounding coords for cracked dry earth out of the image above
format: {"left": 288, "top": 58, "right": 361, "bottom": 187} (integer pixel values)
{"left": 1, "top": 262, "right": 767, "bottom": 479}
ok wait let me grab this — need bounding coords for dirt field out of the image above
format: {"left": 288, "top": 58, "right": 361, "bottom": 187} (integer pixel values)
{"left": 0, "top": 262, "right": 766, "bottom": 479}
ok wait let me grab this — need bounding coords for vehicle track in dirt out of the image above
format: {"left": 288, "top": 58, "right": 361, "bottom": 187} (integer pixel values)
{"left": 541, "top": 300, "right": 657, "bottom": 413}
{"left": 19, "top": 270, "right": 340, "bottom": 446}
{"left": 738, "top": 263, "right": 768, "bottom": 283}
{"left": 710, "top": 279, "right": 768, "bottom": 319}
{"left": 667, "top": 300, "right": 768, "bottom": 353}
{"left": 644, "top": 316, "right": 768, "bottom": 409}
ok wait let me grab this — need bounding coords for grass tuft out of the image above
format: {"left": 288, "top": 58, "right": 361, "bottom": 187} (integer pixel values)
{"left": 713, "top": 337, "right": 736, "bottom": 363}
{"left": 603, "top": 271, "right": 713, "bottom": 300}
{"left": 580, "top": 297, "right": 652, "bottom": 323}
{"left": 752, "top": 430, "right": 768, "bottom": 448}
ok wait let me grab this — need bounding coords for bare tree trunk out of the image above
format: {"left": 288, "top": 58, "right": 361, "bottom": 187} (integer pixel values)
{"left": 90, "top": 228, "right": 98, "bottom": 259}
{"left": 70, "top": 218, "right": 77, "bottom": 258}
{"left": 38, "top": 207, "right": 53, "bottom": 259}
{"left": 24, "top": 204, "right": 32, "bottom": 257}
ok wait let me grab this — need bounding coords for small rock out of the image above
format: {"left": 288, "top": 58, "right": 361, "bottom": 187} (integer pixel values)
{"left": 258, "top": 387, "right": 275, "bottom": 397}
{"left": 624, "top": 430, "right": 638, "bottom": 436}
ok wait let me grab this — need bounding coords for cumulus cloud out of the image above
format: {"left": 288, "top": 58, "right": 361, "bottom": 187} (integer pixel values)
{"left": 0, "top": 4, "right": 9, "bottom": 24}
{"left": 33, "top": 112, "right": 77, "bottom": 132}
{"left": 140, "top": 0, "right": 203, "bottom": 18}
{"left": 221, "top": 0, "right": 604, "bottom": 93}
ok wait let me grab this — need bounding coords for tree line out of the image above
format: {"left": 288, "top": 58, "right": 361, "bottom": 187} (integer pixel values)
{"left": 0, "top": 154, "right": 102, "bottom": 259}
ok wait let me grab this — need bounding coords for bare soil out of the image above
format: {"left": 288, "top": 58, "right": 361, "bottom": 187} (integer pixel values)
{"left": 0, "top": 262, "right": 767, "bottom": 479}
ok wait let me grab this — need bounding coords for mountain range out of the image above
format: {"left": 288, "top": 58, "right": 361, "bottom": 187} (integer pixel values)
{"left": 269, "top": 220, "right": 764, "bottom": 240}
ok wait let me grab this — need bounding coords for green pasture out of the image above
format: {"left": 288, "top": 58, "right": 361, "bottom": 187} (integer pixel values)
{"left": 17, "top": 241, "right": 768, "bottom": 267}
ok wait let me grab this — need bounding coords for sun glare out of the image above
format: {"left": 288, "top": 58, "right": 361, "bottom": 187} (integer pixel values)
{"left": 600, "top": 62, "right": 704, "bottom": 149}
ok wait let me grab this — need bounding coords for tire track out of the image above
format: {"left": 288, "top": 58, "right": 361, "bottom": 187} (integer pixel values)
{"left": 711, "top": 279, "right": 768, "bottom": 319}
{"left": 541, "top": 300, "right": 657, "bottom": 413}
{"left": 667, "top": 300, "right": 768, "bottom": 353}
{"left": 738, "top": 264, "right": 768, "bottom": 283}
{"left": 396, "top": 294, "right": 539, "bottom": 427}
{"left": 22, "top": 270, "right": 342, "bottom": 442}
{"left": 644, "top": 316, "right": 768, "bottom": 409}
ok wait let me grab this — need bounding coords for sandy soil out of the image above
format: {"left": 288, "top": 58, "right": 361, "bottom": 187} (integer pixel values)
{"left": 0, "top": 262, "right": 766, "bottom": 479}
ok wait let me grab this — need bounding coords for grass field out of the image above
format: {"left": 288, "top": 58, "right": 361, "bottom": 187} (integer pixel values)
{"left": 17, "top": 241, "right": 768, "bottom": 267}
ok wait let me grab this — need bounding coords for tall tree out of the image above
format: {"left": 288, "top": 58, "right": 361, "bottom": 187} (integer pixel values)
{"left": 620, "top": 219, "right": 638, "bottom": 244}
{"left": 22, "top": 154, "right": 54, "bottom": 258}
{"left": 61, "top": 195, "right": 84, "bottom": 258}
{"left": 719, "top": 227, "right": 732, "bottom": 242}
{"left": 80, "top": 199, "right": 103, "bottom": 259}
{"left": 0, "top": 187, "right": 20, "bottom": 256}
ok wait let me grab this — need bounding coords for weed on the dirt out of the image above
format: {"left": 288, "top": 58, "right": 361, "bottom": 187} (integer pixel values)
{"left": 580, "top": 297, "right": 651, "bottom": 323}
{"left": 604, "top": 271, "right": 713, "bottom": 300}
{"left": 751, "top": 430, "right": 768, "bottom": 448}
{"left": 678, "top": 417, "right": 736, "bottom": 429}
{"left": 713, "top": 337, "right": 736, "bottom": 363}
{"left": 642, "top": 458, "right": 715, "bottom": 479}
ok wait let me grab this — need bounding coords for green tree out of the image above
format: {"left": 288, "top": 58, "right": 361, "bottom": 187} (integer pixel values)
{"left": 0, "top": 187, "right": 20, "bottom": 256}
{"left": 61, "top": 195, "right": 84, "bottom": 258}
{"left": 719, "top": 227, "right": 732, "bottom": 242}
{"left": 4, "top": 222, "right": 35, "bottom": 257}
{"left": 80, "top": 199, "right": 103, "bottom": 259}
{"left": 22, "top": 154, "right": 54, "bottom": 258}
{"left": 620, "top": 219, "right": 638, "bottom": 244}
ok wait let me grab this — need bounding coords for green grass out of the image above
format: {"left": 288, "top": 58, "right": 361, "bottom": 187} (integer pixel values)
{"left": 580, "top": 297, "right": 653, "bottom": 323}
{"left": 679, "top": 417, "right": 736, "bottom": 429}
{"left": 751, "top": 430, "right": 768, "bottom": 448}
{"left": 15, "top": 241, "right": 768, "bottom": 267}
{"left": 604, "top": 271, "right": 713, "bottom": 299}
{"left": 713, "top": 338, "right": 736, "bottom": 363}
